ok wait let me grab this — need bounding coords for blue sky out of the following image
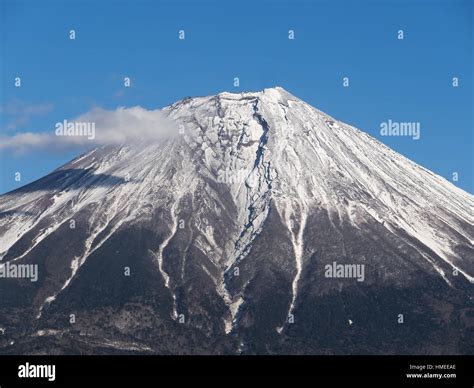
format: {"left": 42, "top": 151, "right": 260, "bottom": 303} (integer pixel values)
{"left": 1, "top": 0, "right": 472, "bottom": 193}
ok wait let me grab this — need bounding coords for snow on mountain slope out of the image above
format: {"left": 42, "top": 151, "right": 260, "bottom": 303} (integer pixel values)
{"left": 0, "top": 87, "right": 472, "bottom": 350}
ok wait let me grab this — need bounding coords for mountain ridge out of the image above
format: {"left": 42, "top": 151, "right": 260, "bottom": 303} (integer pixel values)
{"left": 0, "top": 87, "right": 472, "bottom": 354}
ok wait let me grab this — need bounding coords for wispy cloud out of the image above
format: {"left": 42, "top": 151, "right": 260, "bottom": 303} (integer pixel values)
{"left": 0, "top": 99, "right": 54, "bottom": 131}
{"left": 0, "top": 106, "right": 179, "bottom": 153}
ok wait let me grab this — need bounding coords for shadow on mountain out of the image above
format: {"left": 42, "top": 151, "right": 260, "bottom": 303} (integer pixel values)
{"left": 2, "top": 168, "right": 131, "bottom": 196}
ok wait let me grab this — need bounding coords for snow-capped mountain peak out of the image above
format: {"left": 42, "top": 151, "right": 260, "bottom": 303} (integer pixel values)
{"left": 0, "top": 88, "right": 472, "bottom": 353}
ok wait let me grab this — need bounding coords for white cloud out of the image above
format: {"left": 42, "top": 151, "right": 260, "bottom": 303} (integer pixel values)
{"left": 0, "top": 106, "right": 179, "bottom": 153}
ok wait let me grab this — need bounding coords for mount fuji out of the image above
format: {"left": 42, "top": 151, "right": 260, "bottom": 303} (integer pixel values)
{"left": 0, "top": 87, "right": 472, "bottom": 355}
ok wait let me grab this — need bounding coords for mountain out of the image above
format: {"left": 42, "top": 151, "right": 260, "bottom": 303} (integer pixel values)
{"left": 0, "top": 87, "right": 472, "bottom": 355}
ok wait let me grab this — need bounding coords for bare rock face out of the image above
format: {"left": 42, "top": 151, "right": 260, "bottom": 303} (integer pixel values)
{"left": 0, "top": 87, "right": 472, "bottom": 355}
